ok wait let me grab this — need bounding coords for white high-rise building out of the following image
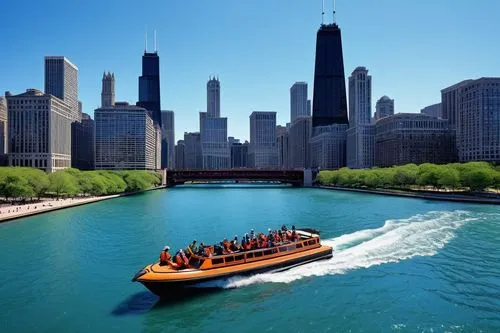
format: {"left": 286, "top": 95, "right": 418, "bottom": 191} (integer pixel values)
{"left": 44, "top": 56, "right": 80, "bottom": 122}
{"left": 101, "top": 72, "right": 115, "bottom": 107}
{"left": 347, "top": 67, "right": 374, "bottom": 169}
{"left": 6, "top": 89, "right": 72, "bottom": 172}
{"left": 374, "top": 96, "right": 394, "bottom": 120}
{"left": 94, "top": 102, "right": 159, "bottom": 170}
{"left": 290, "top": 82, "right": 308, "bottom": 122}
{"left": 249, "top": 112, "right": 278, "bottom": 168}
{"left": 161, "top": 110, "right": 175, "bottom": 169}
{"left": 348, "top": 67, "right": 371, "bottom": 127}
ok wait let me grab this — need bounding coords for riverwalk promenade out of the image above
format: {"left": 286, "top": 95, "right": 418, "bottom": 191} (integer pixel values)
{"left": 0, "top": 186, "right": 167, "bottom": 223}
{"left": 318, "top": 185, "right": 500, "bottom": 204}
{"left": 0, "top": 195, "right": 121, "bottom": 223}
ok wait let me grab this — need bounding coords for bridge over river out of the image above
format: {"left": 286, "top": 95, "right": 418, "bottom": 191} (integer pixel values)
{"left": 163, "top": 169, "right": 313, "bottom": 187}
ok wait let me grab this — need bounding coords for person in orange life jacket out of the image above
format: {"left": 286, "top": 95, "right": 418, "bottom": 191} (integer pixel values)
{"left": 274, "top": 231, "right": 281, "bottom": 243}
{"left": 159, "top": 246, "right": 172, "bottom": 265}
{"left": 230, "top": 236, "right": 240, "bottom": 251}
{"left": 175, "top": 249, "right": 189, "bottom": 268}
{"left": 268, "top": 229, "right": 274, "bottom": 246}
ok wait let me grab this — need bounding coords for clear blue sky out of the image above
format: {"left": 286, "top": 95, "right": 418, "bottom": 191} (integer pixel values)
{"left": 2, "top": 0, "right": 499, "bottom": 142}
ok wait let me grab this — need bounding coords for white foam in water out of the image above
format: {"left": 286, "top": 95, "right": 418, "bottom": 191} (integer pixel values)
{"left": 194, "top": 210, "right": 480, "bottom": 289}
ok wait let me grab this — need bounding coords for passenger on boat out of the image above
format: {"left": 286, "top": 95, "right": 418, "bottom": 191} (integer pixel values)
{"left": 196, "top": 242, "right": 206, "bottom": 256}
{"left": 214, "top": 243, "right": 224, "bottom": 256}
{"left": 291, "top": 225, "right": 299, "bottom": 241}
{"left": 159, "top": 246, "right": 172, "bottom": 266}
{"left": 185, "top": 240, "right": 198, "bottom": 257}
{"left": 223, "top": 238, "right": 234, "bottom": 254}
{"left": 231, "top": 236, "right": 241, "bottom": 252}
{"left": 173, "top": 249, "right": 189, "bottom": 269}
{"left": 250, "top": 229, "right": 255, "bottom": 240}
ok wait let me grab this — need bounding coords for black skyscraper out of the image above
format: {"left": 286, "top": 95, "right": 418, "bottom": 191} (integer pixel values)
{"left": 312, "top": 23, "right": 348, "bottom": 127}
{"left": 137, "top": 51, "right": 161, "bottom": 126}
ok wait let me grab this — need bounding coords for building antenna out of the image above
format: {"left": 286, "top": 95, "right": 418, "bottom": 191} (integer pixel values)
{"left": 145, "top": 25, "right": 148, "bottom": 52}
{"left": 154, "top": 29, "right": 157, "bottom": 52}
{"left": 322, "top": 0, "right": 325, "bottom": 25}
{"left": 333, "top": 0, "right": 336, "bottom": 23}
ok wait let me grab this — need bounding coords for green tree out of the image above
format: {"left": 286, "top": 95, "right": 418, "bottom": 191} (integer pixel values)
{"left": 437, "top": 167, "right": 460, "bottom": 190}
{"left": 49, "top": 171, "right": 78, "bottom": 198}
{"left": 123, "top": 173, "right": 151, "bottom": 192}
{"left": 24, "top": 168, "right": 50, "bottom": 199}
{"left": 393, "top": 164, "right": 418, "bottom": 188}
{"left": 461, "top": 168, "right": 493, "bottom": 192}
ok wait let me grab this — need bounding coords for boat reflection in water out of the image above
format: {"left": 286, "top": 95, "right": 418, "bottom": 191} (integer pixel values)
{"left": 132, "top": 228, "right": 333, "bottom": 298}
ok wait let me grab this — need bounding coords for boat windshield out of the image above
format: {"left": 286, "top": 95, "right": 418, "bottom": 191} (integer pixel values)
{"left": 188, "top": 256, "right": 205, "bottom": 269}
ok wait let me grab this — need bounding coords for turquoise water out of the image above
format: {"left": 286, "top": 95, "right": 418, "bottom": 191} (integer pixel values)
{"left": 1, "top": 186, "right": 500, "bottom": 333}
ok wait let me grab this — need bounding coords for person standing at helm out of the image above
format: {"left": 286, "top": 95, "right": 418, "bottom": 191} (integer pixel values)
{"left": 159, "top": 246, "right": 172, "bottom": 266}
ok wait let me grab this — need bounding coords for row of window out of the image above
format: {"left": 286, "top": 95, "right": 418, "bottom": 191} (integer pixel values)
{"left": 210, "top": 239, "right": 318, "bottom": 265}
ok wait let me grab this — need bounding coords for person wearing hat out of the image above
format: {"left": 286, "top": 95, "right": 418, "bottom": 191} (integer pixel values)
{"left": 159, "top": 245, "right": 172, "bottom": 266}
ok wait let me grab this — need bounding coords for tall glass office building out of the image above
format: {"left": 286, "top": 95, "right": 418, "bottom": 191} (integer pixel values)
{"left": 137, "top": 52, "right": 161, "bottom": 127}
{"left": 311, "top": 23, "right": 348, "bottom": 128}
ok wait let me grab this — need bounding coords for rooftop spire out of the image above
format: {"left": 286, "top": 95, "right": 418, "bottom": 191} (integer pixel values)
{"left": 154, "top": 29, "right": 157, "bottom": 52}
{"left": 145, "top": 25, "right": 148, "bottom": 52}
{"left": 322, "top": 0, "right": 325, "bottom": 25}
{"left": 333, "top": 0, "right": 336, "bottom": 23}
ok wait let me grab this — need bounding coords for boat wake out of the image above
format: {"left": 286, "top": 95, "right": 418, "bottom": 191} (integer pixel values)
{"left": 194, "top": 210, "right": 481, "bottom": 289}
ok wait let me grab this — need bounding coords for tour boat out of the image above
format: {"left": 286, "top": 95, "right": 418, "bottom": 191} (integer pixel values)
{"left": 132, "top": 228, "right": 333, "bottom": 297}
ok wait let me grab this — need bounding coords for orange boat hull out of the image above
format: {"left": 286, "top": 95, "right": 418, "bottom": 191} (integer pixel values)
{"left": 135, "top": 245, "right": 332, "bottom": 297}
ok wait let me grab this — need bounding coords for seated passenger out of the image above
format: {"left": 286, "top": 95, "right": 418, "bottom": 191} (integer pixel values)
{"left": 214, "top": 243, "right": 224, "bottom": 256}
{"left": 197, "top": 242, "right": 206, "bottom": 256}
{"left": 186, "top": 240, "right": 198, "bottom": 257}
{"left": 223, "top": 238, "right": 233, "bottom": 254}
{"left": 291, "top": 225, "right": 299, "bottom": 241}
{"left": 281, "top": 225, "right": 288, "bottom": 232}
{"left": 159, "top": 246, "right": 172, "bottom": 266}
{"left": 174, "top": 249, "right": 189, "bottom": 269}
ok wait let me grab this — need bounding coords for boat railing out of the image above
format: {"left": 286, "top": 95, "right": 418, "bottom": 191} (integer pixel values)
{"left": 187, "top": 236, "right": 322, "bottom": 270}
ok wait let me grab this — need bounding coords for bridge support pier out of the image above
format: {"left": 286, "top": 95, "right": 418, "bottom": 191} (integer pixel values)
{"left": 303, "top": 169, "right": 313, "bottom": 187}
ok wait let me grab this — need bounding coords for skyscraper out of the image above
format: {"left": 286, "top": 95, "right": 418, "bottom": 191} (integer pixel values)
{"left": 374, "top": 96, "right": 394, "bottom": 120}
{"left": 207, "top": 77, "right": 220, "bottom": 118}
{"left": 101, "top": 72, "right": 115, "bottom": 107}
{"left": 0, "top": 97, "right": 6, "bottom": 155}
{"left": 6, "top": 89, "right": 72, "bottom": 172}
{"left": 311, "top": 23, "right": 348, "bottom": 127}
{"left": 347, "top": 67, "right": 374, "bottom": 169}
{"left": 175, "top": 140, "right": 185, "bottom": 169}
{"left": 288, "top": 116, "right": 312, "bottom": 168}
{"left": 71, "top": 113, "right": 95, "bottom": 170}
{"left": 453, "top": 77, "right": 500, "bottom": 162}
{"left": 184, "top": 132, "right": 202, "bottom": 169}
{"left": 44, "top": 56, "right": 79, "bottom": 121}
{"left": 200, "top": 77, "right": 229, "bottom": 169}
{"left": 249, "top": 112, "right": 278, "bottom": 168}
{"left": 290, "top": 82, "right": 308, "bottom": 122}
{"left": 309, "top": 15, "right": 349, "bottom": 169}
{"left": 95, "top": 102, "right": 159, "bottom": 170}
{"left": 137, "top": 51, "right": 161, "bottom": 126}
{"left": 348, "top": 67, "right": 371, "bottom": 127}
{"left": 161, "top": 110, "right": 175, "bottom": 169}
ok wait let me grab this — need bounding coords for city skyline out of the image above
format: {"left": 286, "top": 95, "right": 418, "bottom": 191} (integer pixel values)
{"left": 1, "top": 1, "right": 500, "bottom": 142}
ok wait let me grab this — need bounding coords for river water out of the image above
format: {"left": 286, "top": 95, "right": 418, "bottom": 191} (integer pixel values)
{"left": 1, "top": 186, "right": 499, "bottom": 332}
